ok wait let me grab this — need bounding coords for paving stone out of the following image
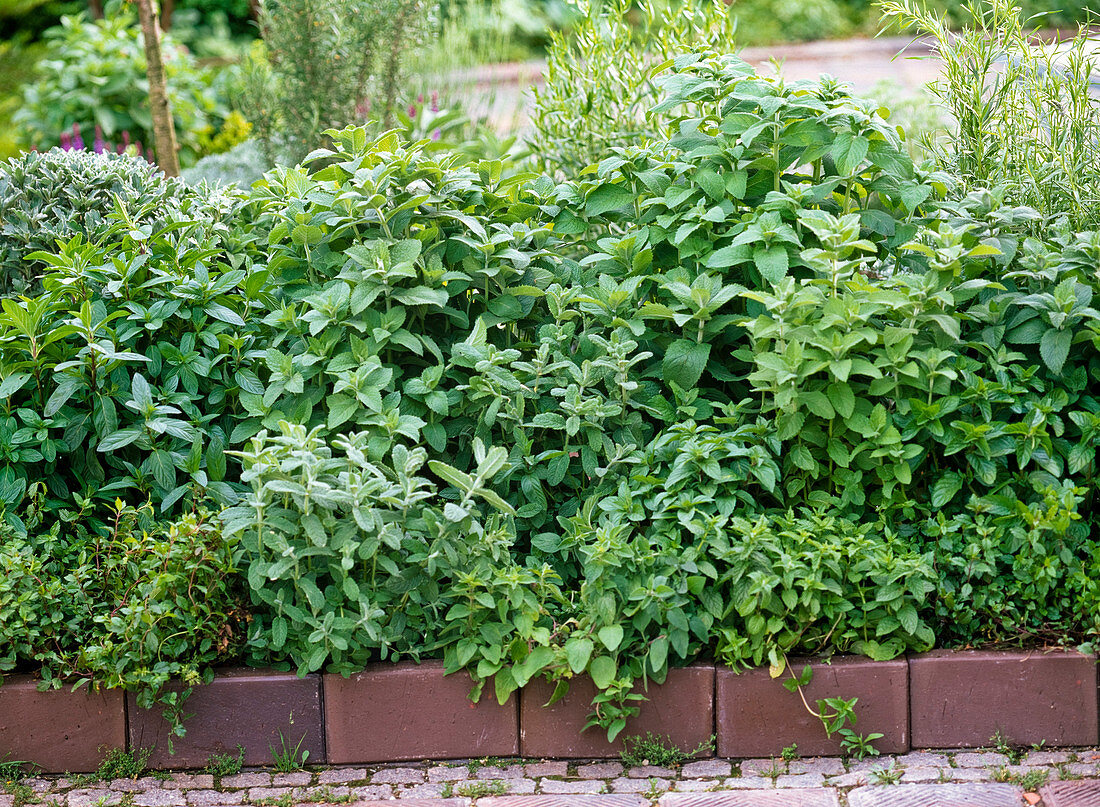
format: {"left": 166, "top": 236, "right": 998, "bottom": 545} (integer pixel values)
{"left": 953, "top": 753, "right": 1008, "bottom": 768}
{"left": 658, "top": 791, "right": 839, "bottom": 806}
{"left": 776, "top": 775, "right": 825, "bottom": 788}
{"left": 22, "top": 780, "right": 52, "bottom": 794}
{"left": 847, "top": 783, "right": 1023, "bottom": 807}
{"left": 1024, "top": 751, "right": 1073, "bottom": 766}
{"left": 998, "top": 765, "right": 1048, "bottom": 780}
{"left": 132, "top": 790, "right": 187, "bottom": 807}
{"left": 427, "top": 768, "right": 470, "bottom": 783}
{"left": 790, "top": 760, "right": 845, "bottom": 776}
{"left": 539, "top": 779, "right": 607, "bottom": 794}
{"left": 67, "top": 789, "right": 122, "bottom": 807}
{"left": 108, "top": 779, "right": 151, "bottom": 793}
{"left": 946, "top": 769, "right": 991, "bottom": 783}
{"left": 319, "top": 769, "right": 369, "bottom": 785}
{"left": 610, "top": 777, "right": 671, "bottom": 793}
{"left": 524, "top": 763, "right": 569, "bottom": 778}
{"left": 499, "top": 767, "right": 529, "bottom": 780}
{"left": 247, "top": 787, "right": 295, "bottom": 802}
{"left": 740, "top": 759, "right": 786, "bottom": 776}
{"left": 576, "top": 763, "right": 624, "bottom": 779}
{"left": 442, "top": 779, "right": 500, "bottom": 797}
{"left": 1041, "top": 779, "right": 1100, "bottom": 807}
{"left": 473, "top": 767, "right": 508, "bottom": 781}
{"left": 721, "top": 777, "right": 778, "bottom": 789}
{"left": 349, "top": 800, "right": 469, "bottom": 807}
{"left": 0, "top": 796, "right": 12, "bottom": 807}
{"left": 372, "top": 768, "right": 426, "bottom": 785}
{"left": 185, "top": 790, "right": 245, "bottom": 806}
{"left": 826, "top": 772, "right": 868, "bottom": 787}
{"left": 170, "top": 774, "right": 214, "bottom": 789}
{"left": 673, "top": 780, "right": 719, "bottom": 792}
{"left": 1061, "top": 763, "right": 1100, "bottom": 777}
{"left": 627, "top": 766, "right": 676, "bottom": 778}
{"left": 348, "top": 785, "right": 395, "bottom": 800}
{"left": 890, "top": 753, "right": 952, "bottom": 769}
{"left": 400, "top": 784, "right": 447, "bottom": 799}
{"left": 220, "top": 774, "right": 271, "bottom": 789}
{"left": 271, "top": 772, "right": 313, "bottom": 787}
{"left": 681, "top": 762, "right": 732, "bottom": 778}
{"left": 500, "top": 779, "right": 537, "bottom": 795}
{"left": 481, "top": 797, "right": 645, "bottom": 807}
{"left": 900, "top": 767, "right": 946, "bottom": 783}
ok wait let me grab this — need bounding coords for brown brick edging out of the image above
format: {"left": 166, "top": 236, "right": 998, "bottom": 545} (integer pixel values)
{"left": 1, "top": 650, "right": 1096, "bottom": 772}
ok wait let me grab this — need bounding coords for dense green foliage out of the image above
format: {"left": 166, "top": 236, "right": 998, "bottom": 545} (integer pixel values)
{"left": 2, "top": 0, "right": 1100, "bottom": 748}
{"left": 14, "top": 13, "right": 236, "bottom": 166}
{"left": 881, "top": 0, "right": 1100, "bottom": 230}
{"left": 0, "top": 493, "right": 245, "bottom": 731}
{"left": 0, "top": 149, "right": 207, "bottom": 294}
{"left": 0, "top": 158, "right": 255, "bottom": 517}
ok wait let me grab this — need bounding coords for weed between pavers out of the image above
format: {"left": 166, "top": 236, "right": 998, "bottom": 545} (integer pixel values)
{"left": 759, "top": 761, "right": 786, "bottom": 781}
{"left": 619, "top": 734, "right": 715, "bottom": 769}
{"left": 1057, "top": 762, "right": 1083, "bottom": 780}
{"left": 204, "top": 746, "right": 245, "bottom": 778}
{"left": 71, "top": 748, "right": 153, "bottom": 786}
{"left": 254, "top": 787, "right": 354, "bottom": 807}
{"left": 870, "top": 765, "right": 903, "bottom": 785}
{"left": 2, "top": 782, "right": 34, "bottom": 807}
{"left": 270, "top": 732, "right": 310, "bottom": 773}
{"left": 991, "top": 766, "right": 1049, "bottom": 791}
{"left": 441, "top": 780, "right": 508, "bottom": 798}
{"left": 987, "top": 731, "right": 1026, "bottom": 765}
{"left": 466, "top": 758, "right": 519, "bottom": 775}
{"left": 642, "top": 777, "right": 666, "bottom": 800}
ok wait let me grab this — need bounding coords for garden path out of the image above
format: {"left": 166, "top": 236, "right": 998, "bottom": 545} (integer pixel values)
{"left": 465, "top": 35, "right": 943, "bottom": 129}
{"left": 9, "top": 747, "right": 1100, "bottom": 807}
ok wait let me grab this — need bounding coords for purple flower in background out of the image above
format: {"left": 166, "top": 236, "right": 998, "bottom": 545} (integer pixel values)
{"left": 408, "top": 104, "right": 417, "bottom": 118}
{"left": 118, "top": 131, "right": 131, "bottom": 154}
{"left": 431, "top": 91, "right": 439, "bottom": 113}
{"left": 94, "top": 125, "right": 107, "bottom": 154}
{"left": 417, "top": 93, "right": 424, "bottom": 104}
{"left": 71, "top": 123, "right": 85, "bottom": 151}
{"left": 60, "top": 132, "right": 72, "bottom": 150}
{"left": 134, "top": 140, "right": 143, "bottom": 158}
{"left": 431, "top": 128, "right": 441, "bottom": 141}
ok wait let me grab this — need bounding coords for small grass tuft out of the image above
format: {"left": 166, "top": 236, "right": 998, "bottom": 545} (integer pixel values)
{"left": 453, "top": 781, "right": 509, "bottom": 798}
{"left": 759, "top": 761, "right": 785, "bottom": 781}
{"left": 94, "top": 747, "right": 153, "bottom": 782}
{"left": 270, "top": 732, "right": 310, "bottom": 773}
{"left": 204, "top": 745, "right": 245, "bottom": 778}
{"left": 871, "top": 764, "right": 903, "bottom": 785}
{"left": 991, "top": 767, "right": 1049, "bottom": 791}
{"left": 619, "top": 733, "right": 715, "bottom": 769}
{"left": 987, "top": 731, "right": 1025, "bottom": 765}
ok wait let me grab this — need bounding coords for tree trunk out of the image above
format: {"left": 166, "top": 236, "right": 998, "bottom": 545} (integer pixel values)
{"left": 89, "top": 0, "right": 104, "bottom": 18}
{"left": 160, "top": 0, "right": 176, "bottom": 29}
{"left": 135, "top": 0, "right": 181, "bottom": 177}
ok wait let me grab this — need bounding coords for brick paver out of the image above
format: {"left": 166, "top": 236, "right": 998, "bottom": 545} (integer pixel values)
{"left": 14, "top": 748, "right": 1100, "bottom": 807}
{"left": 847, "top": 783, "right": 1022, "bottom": 807}
{"left": 659, "top": 791, "right": 839, "bottom": 806}
{"left": 483, "top": 798, "right": 645, "bottom": 807}
{"left": 1041, "top": 780, "right": 1100, "bottom": 807}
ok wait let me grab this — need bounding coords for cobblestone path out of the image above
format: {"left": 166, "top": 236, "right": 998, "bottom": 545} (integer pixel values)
{"left": 6, "top": 747, "right": 1100, "bottom": 807}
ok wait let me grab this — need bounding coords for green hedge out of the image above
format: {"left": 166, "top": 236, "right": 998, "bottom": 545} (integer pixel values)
{"left": 2, "top": 49, "right": 1099, "bottom": 745}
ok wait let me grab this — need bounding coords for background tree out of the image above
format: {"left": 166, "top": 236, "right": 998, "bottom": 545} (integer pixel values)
{"left": 133, "top": 0, "right": 180, "bottom": 175}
